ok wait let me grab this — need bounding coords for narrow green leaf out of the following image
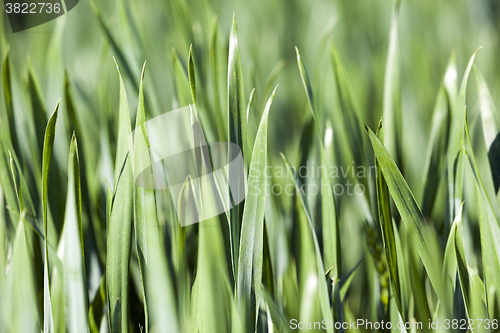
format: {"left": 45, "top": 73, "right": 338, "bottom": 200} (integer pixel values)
{"left": 89, "top": 277, "right": 106, "bottom": 333}
{"left": 464, "top": 110, "right": 500, "bottom": 320}
{"left": 474, "top": 66, "right": 500, "bottom": 194}
{"left": 421, "top": 52, "right": 456, "bottom": 217}
{"left": 42, "top": 102, "right": 60, "bottom": 333}
{"left": 296, "top": 46, "right": 341, "bottom": 278}
{"left": 454, "top": 212, "right": 471, "bottom": 317}
{"left": 227, "top": 14, "right": 248, "bottom": 278}
{"left": 132, "top": 62, "right": 149, "bottom": 333}
{"left": 330, "top": 43, "right": 365, "bottom": 172}
{"left": 63, "top": 134, "right": 89, "bottom": 332}
{"left": 382, "top": 0, "right": 402, "bottom": 168}
{"left": 237, "top": 86, "right": 277, "bottom": 331}
{"left": 363, "top": 123, "right": 446, "bottom": 307}
{"left": 281, "top": 153, "right": 334, "bottom": 333}
{"left": 172, "top": 48, "right": 192, "bottom": 107}
{"left": 188, "top": 45, "right": 197, "bottom": 106}
{"left": 374, "top": 120, "right": 403, "bottom": 317}
{"left": 106, "top": 60, "right": 134, "bottom": 333}
{"left": 28, "top": 57, "right": 48, "bottom": 157}
{"left": 446, "top": 48, "right": 480, "bottom": 229}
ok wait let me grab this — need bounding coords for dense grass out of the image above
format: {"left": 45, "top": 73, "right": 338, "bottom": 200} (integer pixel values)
{"left": 0, "top": 0, "right": 500, "bottom": 332}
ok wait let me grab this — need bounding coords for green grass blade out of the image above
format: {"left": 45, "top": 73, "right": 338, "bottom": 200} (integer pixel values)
{"left": 474, "top": 66, "right": 500, "bottom": 194}
{"left": 89, "top": 277, "right": 106, "bottom": 333}
{"left": 237, "top": 87, "right": 276, "bottom": 331}
{"left": 421, "top": 52, "right": 456, "bottom": 217}
{"left": 2, "top": 47, "right": 18, "bottom": 154}
{"left": 42, "top": 102, "right": 60, "bottom": 333}
{"left": 106, "top": 60, "right": 134, "bottom": 333}
{"left": 172, "top": 48, "right": 192, "bottom": 107}
{"left": 363, "top": 123, "right": 446, "bottom": 306}
{"left": 281, "top": 153, "right": 334, "bottom": 333}
{"left": 330, "top": 43, "right": 365, "bottom": 172}
{"left": 454, "top": 212, "right": 471, "bottom": 317}
{"left": 188, "top": 45, "right": 197, "bottom": 106}
{"left": 28, "top": 57, "right": 48, "bottom": 158}
{"left": 63, "top": 134, "right": 89, "bottom": 332}
{"left": 382, "top": 0, "right": 402, "bottom": 168}
{"left": 442, "top": 205, "right": 462, "bottom": 308}
{"left": 296, "top": 46, "right": 341, "bottom": 279}
{"left": 446, "top": 48, "right": 479, "bottom": 229}
{"left": 374, "top": 120, "right": 403, "bottom": 317}
{"left": 227, "top": 14, "right": 248, "bottom": 278}
{"left": 132, "top": 62, "right": 149, "bottom": 333}
{"left": 464, "top": 110, "right": 500, "bottom": 320}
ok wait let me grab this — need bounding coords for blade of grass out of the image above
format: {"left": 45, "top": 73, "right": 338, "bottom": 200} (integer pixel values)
{"left": 227, "top": 14, "right": 248, "bottom": 278}
{"left": 421, "top": 52, "right": 456, "bottom": 217}
{"left": 42, "top": 102, "right": 60, "bottom": 333}
{"left": 106, "top": 60, "right": 134, "bottom": 333}
{"left": 446, "top": 48, "right": 480, "bottom": 230}
{"left": 474, "top": 66, "right": 500, "bottom": 194}
{"left": 374, "top": 120, "right": 404, "bottom": 318}
{"left": 131, "top": 62, "right": 150, "bottom": 332}
{"left": 63, "top": 134, "right": 89, "bottom": 332}
{"left": 296, "top": 46, "right": 341, "bottom": 279}
{"left": 464, "top": 110, "right": 500, "bottom": 320}
{"left": 382, "top": 0, "right": 402, "bottom": 168}
{"left": 363, "top": 123, "right": 446, "bottom": 309}
{"left": 237, "top": 87, "right": 277, "bottom": 331}
{"left": 281, "top": 153, "right": 334, "bottom": 333}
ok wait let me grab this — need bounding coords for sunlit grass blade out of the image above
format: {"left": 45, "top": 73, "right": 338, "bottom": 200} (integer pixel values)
{"left": 442, "top": 205, "right": 462, "bottom": 308}
{"left": 7, "top": 215, "right": 39, "bottom": 332}
{"left": 464, "top": 110, "right": 500, "bottom": 320}
{"left": 42, "top": 102, "right": 60, "bottom": 333}
{"left": 281, "top": 153, "right": 334, "bottom": 333}
{"left": 172, "top": 48, "right": 192, "bottom": 107}
{"left": 363, "top": 123, "right": 446, "bottom": 308}
{"left": 63, "top": 134, "right": 89, "bottom": 332}
{"left": 131, "top": 62, "right": 151, "bottom": 332}
{"left": 446, "top": 48, "right": 480, "bottom": 229}
{"left": 106, "top": 60, "right": 134, "bottom": 333}
{"left": 227, "top": 14, "right": 248, "bottom": 278}
{"left": 421, "top": 52, "right": 456, "bottom": 217}
{"left": 474, "top": 66, "right": 500, "bottom": 195}
{"left": 237, "top": 86, "right": 277, "bottom": 331}
{"left": 382, "top": 0, "right": 402, "bottom": 168}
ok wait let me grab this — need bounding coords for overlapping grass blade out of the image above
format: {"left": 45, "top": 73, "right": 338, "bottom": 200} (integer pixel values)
{"left": 106, "top": 60, "right": 134, "bottom": 333}
{"left": 446, "top": 49, "right": 479, "bottom": 229}
{"left": 474, "top": 66, "right": 500, "bottom": 195}
{"left": 374, "top": 120, "right": 404, "bottom": 317}
{"left": 63, "top": 134, "right": 89, "bottom": 332}
{"left": 421, "top": 52, "right": 456, "bottom": 217}
{"left": 42, "top": 102, "right": 60, "bottom": 333}
{"left": 131, "top": 62, "right": 149, "bottom": 332}
{"left": 237, "top": 87, "right": 277, "bottom": 331}
{"left": 227, "top": 14, "right": 248, "bottom": 278}
{"left": 464, "top": 110, "right": 500, "bottom": 320}
{"left": 382, "top": 0, "right": 402, "bottom": 168}
{"left": 363, "top": 123, "right": 446, "bottom": 307}
{"left": 281, "top": 153, "right": 334, "bottom": 333}
{"left": 295, "top": 46, "right": 341, "bottom": 279}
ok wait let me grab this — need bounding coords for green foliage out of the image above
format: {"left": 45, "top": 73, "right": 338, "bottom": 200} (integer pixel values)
{"left": 0, "top": 1, "right": 499, "bottom": 332}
